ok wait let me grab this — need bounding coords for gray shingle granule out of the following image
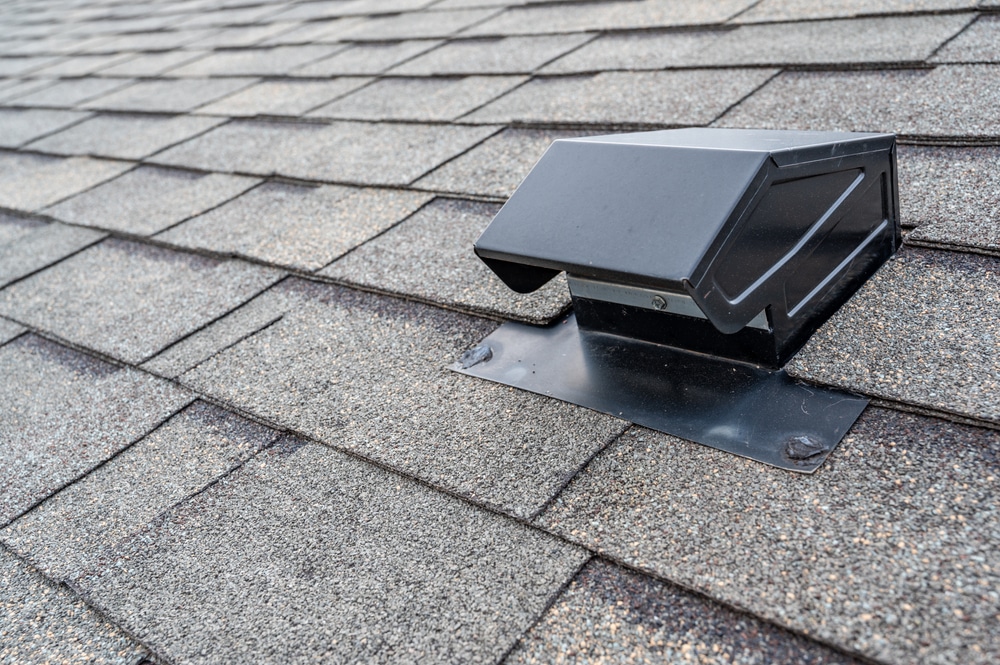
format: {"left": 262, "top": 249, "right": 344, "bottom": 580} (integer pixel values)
{"left": 3, "top": 401, "right": 279, "bottom": 581}
{"left": 0, "top": 152, "right": 131, "bottom": 211}
{"left": 0, "top": 108, "right": 90, "bottom": 148}
{"left": 0, "top": 334, "right": 192, "bottom": 525}
{"left": 0, "top": 238, "right": 283, "bottom": 363}
{"left": 0, "top": 548, "right": 148, "bottom": 665}
{"left": 77, "top": 441, "right": 589, "bottom": 664}
{"left": 788, "top": 248, "right": 1000, "bottom": 423}
{"left": 509, "top": 559, "right": 865, "bottom": 665}
{"left": 538, "top": 409, "right": 1000, "bottom": 664}
{"left": 81, "top": 77, "right": 257, "bottom": 112}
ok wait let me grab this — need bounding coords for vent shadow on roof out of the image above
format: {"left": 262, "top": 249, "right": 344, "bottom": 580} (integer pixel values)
{"left": 455, "top": 128, "right": 900, "bottom": 472}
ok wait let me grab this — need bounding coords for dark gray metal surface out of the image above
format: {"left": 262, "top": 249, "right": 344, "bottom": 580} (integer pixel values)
{"left": 453, "top": 314, "right": 868, "bottom": 473}
{"left": 474, "top": 127, "right": 900, "bottom": 367}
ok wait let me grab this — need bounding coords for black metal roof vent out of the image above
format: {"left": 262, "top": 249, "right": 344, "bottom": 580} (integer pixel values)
{"left": 455, "top": 128, "right": 900, "bottom": 472}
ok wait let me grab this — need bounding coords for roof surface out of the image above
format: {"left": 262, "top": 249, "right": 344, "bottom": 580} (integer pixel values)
{"left": 0, "top": 0, "right": 998, "bottom": 664}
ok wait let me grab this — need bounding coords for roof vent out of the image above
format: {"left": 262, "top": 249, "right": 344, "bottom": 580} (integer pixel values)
{"left": 455, "top": 128, "right": 900, "bottom": 472}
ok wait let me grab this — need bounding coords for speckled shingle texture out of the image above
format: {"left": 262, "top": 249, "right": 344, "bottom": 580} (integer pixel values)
{"left": 81, "top": 77, "right": 256, "bottom": 112}
{"left": 0, "top": 107, "right": 89, "bottom": 148}
{"left": 0, "top": 334, "right": 191, "bottom": 526}
{"left": 414, "top": 127, "right": 583, "bottom": 197}
{"left": 153, "top": 119, "right": 499, "bottom": 186}
{"left": 0, "top": 153, "right": 131, "bottom": 211}
{"left": 3, "top": 401, "right": 279, "bottom": 582}
{"left": 181, "top": 279, "right": 626, "bottom": 518}
{"left": 933, "top": 15, "right": 1000, "bottom": 62}
{"left": 465, "top": 0, "right": 757, "bottom": 36}
{"left": 309, "top": 75, "right": 527, "bottom": 122}
{"left": 0, "top": 218, "right": 104, "bottom": 288}
{"left": 45, "top": 165, "right": 259, "bottom": 235}
{"left": 194, "top": 78, "right": 372, "bottom": 117}
{"left": 166, "top": 45, "right": 340, "bottom": 76}
{"left": 0, "top": 317, "right": 25, "bottom": 345}
{"left": 77, "top": 441, "right": 589, "bottom": 664}
{"left": 0, "top": 238, "right": 283, "bottom": 363}
{"left": 340, "top": 8, "right": 501, "bottom": 40}
{"left": 717, "top": 65, "right": 1000, "bottom": 139}
{"left": 509, "top": 560, "right": 864, "bottom": 665}
{"left": 95, "top": 50, "right": 209, "bottom": 77}
{"left": 736, "top": 0, "right": 979, "bottom": 23}
{"left": 543, "top": 14, "right": 970, "bottom": 72}
{"left": 390, "top": 34, "right": 595, "bottom": 75}
{"left": 788, "top": 249, "right": 1000, "bottom": 423}
{"left": 322, "top": 198, "right": 570, "bottom": 322}
{"left": 898, "top": 145, "right": 1000, "bottom": 252}
{"left": 0, "top": 548, "right": 148, "bottom": 665}
{"left": 159, "top": 181, "right": 434, "bottom": 270}
{"left": 465, "top": 69, "right": 778, "bottom": 126}
{"left": 538, "top": 410, "right": 1000, "bottom": 665}
{"left": 26, "top": 112, "right": 224, "bottom": 159}
{"left": 5, "top": 77, "right": 131, "bottom": 107}
{"left": 294, "top": 40, "right": 442, "bottom": 75}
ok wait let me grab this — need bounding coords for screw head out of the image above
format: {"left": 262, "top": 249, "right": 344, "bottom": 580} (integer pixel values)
{"left": 651, "top": 295, "right": 668, "bottom": 311}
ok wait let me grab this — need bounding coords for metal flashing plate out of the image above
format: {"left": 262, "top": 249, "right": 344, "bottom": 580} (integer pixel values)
{"left": 453, "top": 314, "right": 868, "bottom": 473}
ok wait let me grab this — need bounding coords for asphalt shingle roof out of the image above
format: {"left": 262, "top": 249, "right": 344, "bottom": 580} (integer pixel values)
{"left": 1, "top": 0, "right": 998, "bottom": 663}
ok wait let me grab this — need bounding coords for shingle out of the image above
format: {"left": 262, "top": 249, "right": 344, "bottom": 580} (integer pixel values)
{"left": 716, "top": 65, "right": 1000, "bottom": 139}
{"left": 3, "top": 401, "right": 278, "bottom": 581}
{"left": 95, "top": 50, "right": 210, "bottom": 77}
{"left": 933, "top": 15, "right": 1000, "bottom": 63}
{"left": 0, "top": 317, "right": 25, "bottom": 345}
{"left": 45, "top": 165, "right": 259, "bottom": 235}
{"left": 0, "top": 335, "right": 192, "bottom": 525}
{"left": 0, "top": 548, "right": 148, "bottom": 665}
{"left": 0, "top": 153, "right": 131, "bottom": 211}
{"left": 0, "top": 79, "right": 58, "bottom": 104}
{"left": 166, "top": 45, "right": 340, "bottom": 76}
{"left": 788, "top": 248, "right": 1000, "bottom": 424}
{"left": 464, "top": 0, "right": 756, "bottom": 36}
{"left": 181, "top": 22, "right": 303, "bottom": 49}
{"left": 340, "top": 8, "right": 502, "bottom": 40}
{"left": 0, "top": 55, "right": 61, "bottom": 76}
{"left": 900, "top": 153, "right": 1000, "bottom": 255}
{"left": 195, "top": 78, "right": 372, "bottom": 117}
{"left": 272, "top": 0, "right": 436, "bottom": 20}
{"left": 93, "top": 28, "right": 216, "bottom": 52}
{"left": 294, "top": 40, "right": 442, "bottom": 76}
{"left": 152, "top": 119, "right": 500, "bottom": 186}
{"left": 0, "top": 107, "right": 89, "bottom": 148}
{"left": 736, "top": 0, "right": 979, "bottom": 23}
{"left": 540, "top": 30, "right": 720, "bottom": 73}
{"left": 546, "top": 15, "right": 970, "bottom": 72}
{"left": 182, "top": 279, "right": 626, "bottom": 518}
{"left": 150, "top": 118, "right": 312, "bottom": 174}
{"left": 898, "top": 145, "right": 1000, "bottom": 249}
{"left": 310, "top": 76, "right": 526, "bottom": 122}
{"left": 390, "top": 34, "right": 594, "bottom": 75}
{"left": 0, "top": 238, "right": 283, "bottom": 364}
{"left": 257, "top": 18, "right": 366, "bottom": 45}
{"left": 0, "top": 219, "right": 104, "bottom": 288}
{"left": 321, "top": 198, "right": 569, "bottom": 322}
{"left": 171, "top": 4, "right": 287, "bottom": 28}
{"left": 81, "top": 77, "right": 257, "bottom": 112}
{"left": 159, "top": 181, "right": 433, "bottom": 271}
{"left": 28, "top": 52, "right": 135, "bottom": 76}
{"left": 76, "top": 441, "right": 588, "bottom": 664}
{"left": 3, "top": 77, "right": 133, "bottom": 108}
{"left": 141, "top": 289, "right": 284, "bottom": 378}
{"left": 510, "top": 560, "right": 864, "bottom": 665}
{"left": 26, "top": 113, "right": 224, "bottom": 159}
{"left": 414, "top": 127, "right": 587, "bottom": 197}
{"left": 464, "top": 69, "right": 778, "bottom": 126}
{"left": 538, "top": 409, "right": 1000, "bottom": 664}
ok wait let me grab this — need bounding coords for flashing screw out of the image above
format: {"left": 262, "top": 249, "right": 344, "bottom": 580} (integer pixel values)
{"left": 651, "top": 295, "right": 668, "bottom": 311}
